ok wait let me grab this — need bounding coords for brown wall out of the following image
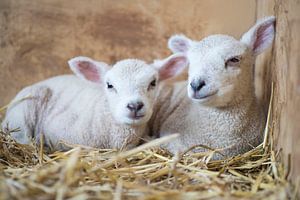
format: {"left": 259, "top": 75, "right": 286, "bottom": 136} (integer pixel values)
{"left": 0, "top": 0, "right": 256, "bottom": 107}
{"left": 256, "top": 0, "right": 300, "bottom": 183}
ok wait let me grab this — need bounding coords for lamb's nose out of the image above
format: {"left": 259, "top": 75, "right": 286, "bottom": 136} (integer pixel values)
{"left": 127, "top": 102, "right": 144, "bottom": 112}
{"left": 190, "top": 80, "right": 206, "bottom": 92}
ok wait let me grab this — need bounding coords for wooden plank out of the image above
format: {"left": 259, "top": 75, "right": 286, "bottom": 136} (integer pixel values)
{"left": 256, "top": 0, "right": 300, "bottom": 183}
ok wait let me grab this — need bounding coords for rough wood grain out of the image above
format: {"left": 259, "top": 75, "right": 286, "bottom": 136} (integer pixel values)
{"left": 257, "top": 0, "right": 300, "bottom": 185}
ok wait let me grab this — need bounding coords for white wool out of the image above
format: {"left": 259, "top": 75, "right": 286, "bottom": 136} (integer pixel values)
{"left": 2, "top": 56, "right": 186, "bottom": 150}
{"left": 151, "top": 16, "right": 275, "bottom": 159}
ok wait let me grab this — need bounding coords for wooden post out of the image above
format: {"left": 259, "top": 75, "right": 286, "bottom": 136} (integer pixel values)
{"left": 256, "top": 0, "right": 300, "bottom": 184}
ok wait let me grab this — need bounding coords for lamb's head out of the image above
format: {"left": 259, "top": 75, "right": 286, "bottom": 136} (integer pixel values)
{"left": 68, "top": 55, "right": 187, "bottom": 125}
{"left": 168, "top": 16, "right": 275, "bottom": 107}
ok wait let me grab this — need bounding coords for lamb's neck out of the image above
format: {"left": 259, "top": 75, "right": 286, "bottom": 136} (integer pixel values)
{"left": 195, "top": 89, "right": 258, "bottom": 124}
{"left": 218, "top": 96, "right": 256, "bottom": 118}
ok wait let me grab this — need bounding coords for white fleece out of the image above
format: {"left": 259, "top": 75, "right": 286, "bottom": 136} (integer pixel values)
{"left": 2, "top": 56, "right": 187, "bottom": 151}
{"left": 151, "top": 16, "right": 275, "bottom": 159}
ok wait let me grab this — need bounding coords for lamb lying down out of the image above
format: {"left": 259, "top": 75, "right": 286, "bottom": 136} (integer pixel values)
{"left": 151, "top": 16, "right": 276, "bottom": 159}
{"left": 2, "top": 55, "right": 187, "bottom": 150}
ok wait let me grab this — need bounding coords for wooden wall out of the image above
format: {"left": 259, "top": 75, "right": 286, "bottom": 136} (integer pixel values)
{"left": 0, "top": 0, "right": 256, "bottom": 108}
{"left": 256, "top": 0, "right": 300, "bottom": 184}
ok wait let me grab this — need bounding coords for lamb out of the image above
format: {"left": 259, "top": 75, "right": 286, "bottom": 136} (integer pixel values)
{"left": 151, "top": 17, "right": 275, "bottom": 159}
{"left": 2, "top": 55, "right": 187, "bottom": 150}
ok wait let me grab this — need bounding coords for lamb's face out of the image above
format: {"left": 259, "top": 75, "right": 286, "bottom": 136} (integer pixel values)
{"left": 68, "top": 55, "right": 187, "bottom": 126}
{"left": 168, "top": 16, "right": 275, "bottom": 107}
{"left": 187, "top": 35, "right": 250, "bottom": 107}
{"left": 104, "top": 60, "right": 159, "bottom": 125}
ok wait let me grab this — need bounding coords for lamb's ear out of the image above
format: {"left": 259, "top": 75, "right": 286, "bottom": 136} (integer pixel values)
{"left": 168, "top": 34, "right": 192, "bottom": 53}
{"left": 152, "top": 53, "right": 188, "bottom": 80}
{"left": 68, "top": 56, "right": 109, "bottom": 83}
{"left": 240, "top": 16, "right": 276, "bottom": 56}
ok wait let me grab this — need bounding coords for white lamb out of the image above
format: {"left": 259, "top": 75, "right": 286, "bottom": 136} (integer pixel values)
{"left": 151, "top": 17, "right": 275, "bottom": 159}
{"left": 2, "top": 55, "right": 186, "bottom": 150}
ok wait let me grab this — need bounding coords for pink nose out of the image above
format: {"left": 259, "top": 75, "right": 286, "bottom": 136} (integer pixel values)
{"left": 127, "top": 102, "right": 144, "bottom": 112}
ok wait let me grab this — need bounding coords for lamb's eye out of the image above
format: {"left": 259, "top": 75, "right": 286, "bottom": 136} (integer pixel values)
{"left": 229, "top": 57, "right": 240, "bottom": 63}
{"left": 226, "top": 56, "right": 241, "bottom": 67}
{"left": 148, "top": 79, "right": 156, "bottom": 90}
{"left": 106, "top": 82, "right": 114, "bottom": 89}
{"left": 225, "top": 56, "right": 241, "bottom": 68}
{"left": 150, "top": 79, "right": 156, "bottom": 87}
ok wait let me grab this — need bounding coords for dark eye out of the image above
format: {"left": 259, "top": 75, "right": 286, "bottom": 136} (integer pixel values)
{"left": 106, "top": 82, "right": 114, "bottom": 89}
{"left": 148, "top": 79, "right": 156, "bottom": 90}
{"left": 229, "top": 57, "right": 240, "bottom": 62}
{"left": 225, "top": 56, "right": 241, "bottom": 67}
{"left": 150, "top": 79, "right": 156, "bottom": 87}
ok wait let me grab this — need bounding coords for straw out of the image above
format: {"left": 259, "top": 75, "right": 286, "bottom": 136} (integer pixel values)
{"left": 0, "top": 88, "right": 296, "bottom": 199}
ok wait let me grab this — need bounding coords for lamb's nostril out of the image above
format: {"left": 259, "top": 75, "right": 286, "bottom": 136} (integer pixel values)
{"left": 127, "top": 104, "right": 135, "bottom": 111}
{"left": 136, "top": 102, "right": 144, "bottom": 111}
{"left": 197, "top": 81, "right": 206, "bottom": 90}
{"left": 127, "top": 102, "right": 144, "bottom": 112}
{"left": 190, "top": 80, "right": 206, "bottom": 92}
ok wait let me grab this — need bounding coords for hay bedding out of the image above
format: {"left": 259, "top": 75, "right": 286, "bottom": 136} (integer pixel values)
{"left": 0, "top": 94, "right": 296, "bottom": 200}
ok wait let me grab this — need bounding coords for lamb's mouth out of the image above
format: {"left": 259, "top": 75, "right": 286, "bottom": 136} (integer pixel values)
{"left": 124, "top": 114, "right": 146, "bottom": 125}
{"left": 133, "top": 115, "right": 144, "bottom": 120}
{"left": 192, "top": 90, "right": 218, "bottom": 100}
{"left": 128, "top": 114, "right": 145, "bottom": 120}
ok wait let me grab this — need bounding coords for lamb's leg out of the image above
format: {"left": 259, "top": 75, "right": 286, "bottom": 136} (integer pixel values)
{"left": 2, "top": 100, "right": 33, "bottom": 144}
{"left": 2, "top": 86, "right": 52, "bottom": 145}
